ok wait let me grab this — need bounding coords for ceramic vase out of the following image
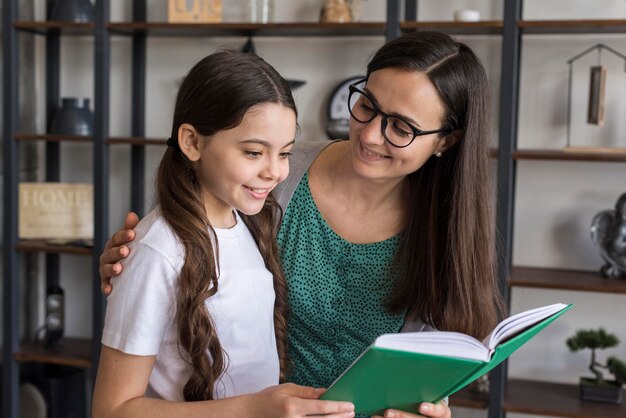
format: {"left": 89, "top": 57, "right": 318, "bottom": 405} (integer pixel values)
{"left": 50, "top": 98, "right": 94, "bottom": 136}
{"left": 50, "top": 0, "right": 94, "bottom": 23}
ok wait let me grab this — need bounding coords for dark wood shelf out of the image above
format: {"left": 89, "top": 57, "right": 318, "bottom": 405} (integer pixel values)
{"left": 519, "top": 19, "right": 626, "bottom": 34}
{"left": 107, "top": 22, "right": 386, "bottom": 37}
{"left": 16, "top": 240, "right": 93, "bottom": 255}
{"left": 505, "top": 379, "right": 626, "bottom": 418}
{"left": 449, "top": 385, "right": 488, "bottom": 409}
{"left": 107, "top": 136, "right": 167, "bottom": 146}
{"left": 15, "top": 338, "right": 92, "bottom": 369}
{"left": 513, "top": 148, "right": 626, "bottom": 162}
{"left": 510, "top": 266, "right": 626, "bottom": 294}
{"left": 14, "top": 21, "right": 94, "bottom": 35}
{"left": 15, "top": 133, "right": 93, "bottom": 143}
{"left": 401, "top": 20, "right": 503, "bottom": 35}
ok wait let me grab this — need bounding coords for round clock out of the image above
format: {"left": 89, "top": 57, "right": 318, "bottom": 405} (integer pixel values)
{"left": 325, "top": 75, "right": 365, "bottom": 140}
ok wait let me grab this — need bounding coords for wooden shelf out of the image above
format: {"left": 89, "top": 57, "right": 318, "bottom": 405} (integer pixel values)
{"left": 15, "top": 133, "right": 93, "bottom": 143}
{"left": 15, "top": 338, "right": 92, "bottom": 369}
{"left": 513, "top": 149, "right": 626, "bottom": 162}
{"left": 449, "top": 385, "right": 488, "bottom": 409}
{"left": 519, "top": 19, "right": 626, "bottom": 34}
{"left": 505, "top": 379, "right": 626, "bottom": 418}
{"left": 14, "top": 21, "right": 94, "bottom": 35}
{"left": 510, "top": 266, "right": 626, "bottom": 294}
{"left": 107, "top": 136, "right": 167, "bottom": 146}
{"left": 107, "top": 22, "right": 386, "bottom": 37}
{"left": 16, "top": 240, "right": 93, "bottom": 255}
{"left": 401, "top": 20, "right": 503, "bottom": 35}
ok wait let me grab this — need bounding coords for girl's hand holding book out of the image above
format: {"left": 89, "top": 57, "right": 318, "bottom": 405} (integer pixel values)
{"left": 249, "top": 383, "right": 355, "bottom": 418}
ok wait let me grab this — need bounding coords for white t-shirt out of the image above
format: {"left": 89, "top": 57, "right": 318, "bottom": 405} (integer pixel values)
{"left": 102, "top": 208, "right": 279, "bottom": 400}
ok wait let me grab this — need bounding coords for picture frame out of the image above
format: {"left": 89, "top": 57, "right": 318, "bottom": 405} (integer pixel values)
{"left": 167, "top": 0, "right": 222, "bottom": 23}
{"left": 19, "top": 182, "right": 93, "bottom": 241}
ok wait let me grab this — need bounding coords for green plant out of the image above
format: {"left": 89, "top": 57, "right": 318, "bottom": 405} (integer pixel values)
{"left": 567, "top": 328, "right": 626, "bottom": 385}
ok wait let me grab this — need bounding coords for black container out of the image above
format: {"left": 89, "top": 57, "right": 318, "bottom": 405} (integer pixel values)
{"left": 50, "top": 98, "right": 94, "bottom": 136}
{"left": 20, "top": 363, "right": 88, "bottom": 418}
{"left": 579, "top": 377, "right": 623, "bottom": 404}
{"left": 50, "top": 0, "right": 94, "bottom": 23}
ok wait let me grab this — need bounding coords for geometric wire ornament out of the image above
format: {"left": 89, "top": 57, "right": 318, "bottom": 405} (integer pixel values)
{"left": 566, "top": 43, "right": 626, "bottom": 148}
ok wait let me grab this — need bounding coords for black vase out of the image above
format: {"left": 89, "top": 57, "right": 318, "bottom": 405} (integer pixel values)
{"left": 50, "top": 98, "right": 94, "bottom": 136}
{"left": 50, "top": 0, "right": 94, "bottom": 23}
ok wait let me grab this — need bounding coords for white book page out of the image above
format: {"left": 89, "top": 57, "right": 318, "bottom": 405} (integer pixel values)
{"left": 482, "top": 303, "right": 567, "bottom": 350}
{"left": 374, "top": 331, "right": 490, "bottom": 362}
{"left": 372, "top": 303, "right": 568, "bottom": 363}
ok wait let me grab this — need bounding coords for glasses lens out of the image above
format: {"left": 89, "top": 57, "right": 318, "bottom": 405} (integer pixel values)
{"left": 384, "top": 117, "right": 415, "bottom": 147}
{"left": 349, "top": 90, "right": 376, "bottom": 123}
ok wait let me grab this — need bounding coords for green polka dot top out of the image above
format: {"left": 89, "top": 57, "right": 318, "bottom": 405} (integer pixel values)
{"left": 277, "top": 173, "right": 406, "bottom": 390}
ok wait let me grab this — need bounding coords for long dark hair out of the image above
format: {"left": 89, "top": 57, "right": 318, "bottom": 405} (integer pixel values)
{"left": 156, "top": 50, "right": 295, "bottom": 400}
{"left": 369, "top": 32, "right": 504, "bottom": 339}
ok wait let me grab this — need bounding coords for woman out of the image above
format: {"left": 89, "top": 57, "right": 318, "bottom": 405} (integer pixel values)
{"left": 100, "top": 32, "right": 504, "bottom": 418}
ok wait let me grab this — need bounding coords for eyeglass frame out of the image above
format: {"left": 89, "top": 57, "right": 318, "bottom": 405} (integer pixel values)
{"left": 347, "top": 78, "right": 453, "bottom": 148}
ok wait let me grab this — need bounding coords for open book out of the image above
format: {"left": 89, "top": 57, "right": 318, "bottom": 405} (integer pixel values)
{"left": 320, "top": 303, "right": 572, "bottom": 415}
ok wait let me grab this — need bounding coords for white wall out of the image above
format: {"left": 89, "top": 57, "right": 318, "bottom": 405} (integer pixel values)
{"left": 31, "top": 1, "right": 626, "bottom": 417}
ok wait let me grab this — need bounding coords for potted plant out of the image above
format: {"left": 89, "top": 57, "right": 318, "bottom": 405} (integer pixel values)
{"left": 566, "top": 328, "right": 626, "bottom": 404}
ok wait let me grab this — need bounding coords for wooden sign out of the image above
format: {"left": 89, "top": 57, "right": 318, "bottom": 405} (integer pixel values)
{"left": 168, "top": 0, "right": 222, "bottom": 23}
{"left": 19, "top": 183, "right": 93, "bottom": 241}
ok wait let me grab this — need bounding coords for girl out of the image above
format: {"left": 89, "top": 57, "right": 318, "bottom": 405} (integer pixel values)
{"left": 92, "top": 50, "right": 355, "bottom": 418}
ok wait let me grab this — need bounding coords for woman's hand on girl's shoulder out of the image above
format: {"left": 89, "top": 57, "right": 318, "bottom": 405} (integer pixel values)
{"left": 249, "top": 383, "right": 355, "bottom": 418}
{"left": 372, "top": 402, "right": 451, "bottom": 418}
{"left": 99, "top": 212, "right": 140, "bottom": 295}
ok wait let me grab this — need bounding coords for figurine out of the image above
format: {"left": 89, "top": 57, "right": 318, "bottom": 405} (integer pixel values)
{"left": 591, "top": 193, "right": 626, "bottom": 279}
{"left": 320, "top": 0, "right": 352, "bottom": 23}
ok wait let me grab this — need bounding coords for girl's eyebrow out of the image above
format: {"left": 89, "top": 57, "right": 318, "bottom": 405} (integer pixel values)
{"left": 239, "top": 138, "right": 296, "bottom": 148}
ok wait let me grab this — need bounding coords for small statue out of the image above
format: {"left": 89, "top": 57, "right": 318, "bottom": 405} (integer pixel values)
{"left": 320, "top": 0, "right": 352, "bottom": 23}
{"left": 591, "top": 193, "right": 626, "bottom": 279}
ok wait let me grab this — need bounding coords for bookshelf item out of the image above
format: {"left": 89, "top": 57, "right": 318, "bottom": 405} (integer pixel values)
{"left": 49, "top": 98, "right": 94, "bottom": 136}
{"left": 566, "top": 44, "right": 626, "bottom": 148}
{"left": 590, "top": 193, "right": 626, "bottom": 279}
{"left": 248, "top": 0, "right": 274, "bottom": 23}
{"left": 587, "top": 65, "right": 607, "bottom": 125}
{"left": 18, "top": 183, "right": 93, "bottom": 241}
{"left": 320, "top": 0, "right": 352, "bottom": 23}
{"left": 453, "top": 10, "right": 481, "bottom": 22}
{"left": 167, "top": 0, "right": 222, "bottom": 23}
{"left": 49, "top": 0, "right": 94, "bottom": 23}
{"left": 566, "top": 328, "right": 626, "bottom": 404}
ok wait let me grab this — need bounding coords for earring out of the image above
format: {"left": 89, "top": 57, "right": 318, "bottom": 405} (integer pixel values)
{"left": 435, "top": 152, "right": 442, "bottom": 158}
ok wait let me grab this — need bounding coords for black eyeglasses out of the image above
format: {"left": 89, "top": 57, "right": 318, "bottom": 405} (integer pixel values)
{"left": 348, "top": 78, "right": 452, "bottom": 148}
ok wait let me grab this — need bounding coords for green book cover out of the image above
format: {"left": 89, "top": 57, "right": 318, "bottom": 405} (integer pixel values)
{"left": 320, "top": 303, "right": 573, "bottom": 415}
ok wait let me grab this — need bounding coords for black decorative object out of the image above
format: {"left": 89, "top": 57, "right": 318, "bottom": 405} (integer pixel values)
{"left": 49, "top": 98, "right": 94, "bottom": 136}
{"left": 326, "top": 76, "right": 364, "bottom": 140}
{"left": 240, "top": 38, "right": 306, "bottom": 92}
{"left": 591, "top": 192, "right": 626, "bottom": 279}
{"left": 49, "top": 0, "right": 94, "bottom": 23}
{"left": 43, "top": 284, "right": 64, "bottom": 349}
{"left": 241, "top": 37, "right": 256, "bottom": 54}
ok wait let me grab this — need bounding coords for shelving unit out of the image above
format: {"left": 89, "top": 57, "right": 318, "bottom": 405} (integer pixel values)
{"left": 2, "top": 0, "right": 110, "bottom": 416}
{"left": 505, "top": 379, "right": 626, "bottom": 417}
{"left": 489, "top": 1, "right": 626, "bottom": 418}
{"left": 3, "top": 0, "right": 625, "bottom": 417}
